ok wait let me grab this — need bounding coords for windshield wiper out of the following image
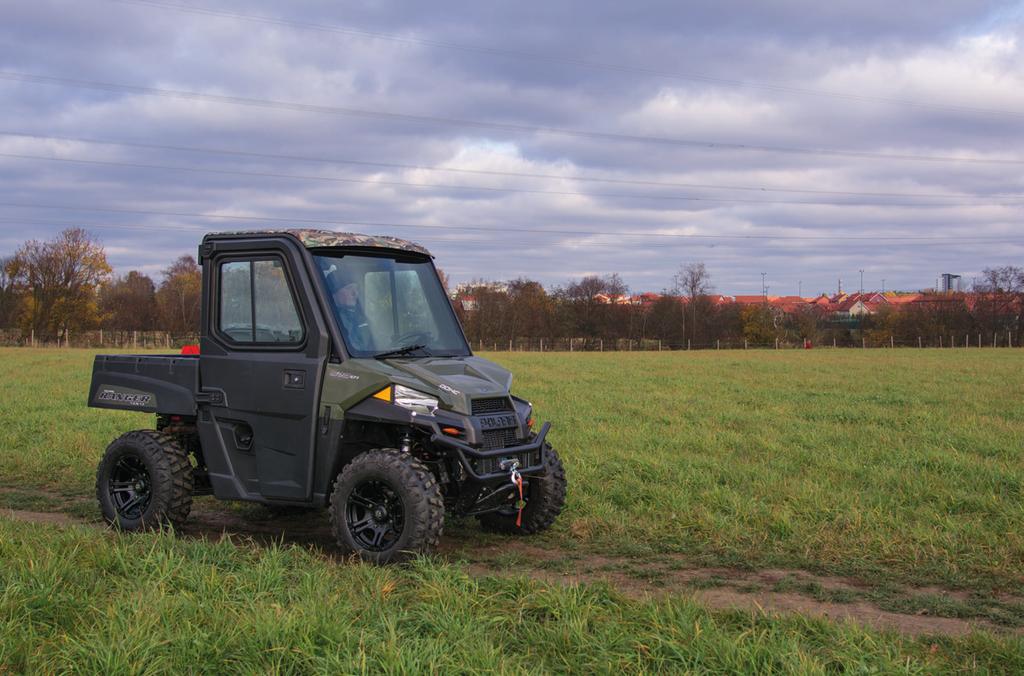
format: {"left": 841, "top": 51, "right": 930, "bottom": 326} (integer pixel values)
{"left": 373, "top": 344, "right": 429, "bottom": 360}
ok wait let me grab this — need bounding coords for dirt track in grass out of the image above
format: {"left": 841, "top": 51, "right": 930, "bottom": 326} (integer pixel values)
{"left": 4, "top": 499, "right": 1021, "bottom": 639}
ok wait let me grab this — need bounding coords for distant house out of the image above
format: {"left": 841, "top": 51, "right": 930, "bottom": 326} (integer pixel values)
{"left": 631, "top": 292, "right": 662, "bottom": 306}
{"left": 593, "top": 293, "right": 632, "bottom": 305}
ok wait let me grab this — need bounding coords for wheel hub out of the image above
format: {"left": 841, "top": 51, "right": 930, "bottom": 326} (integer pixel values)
{"left": 346, "top": 479, "right": 405, "bottom": 552}
{"left": 108, "top": 454, "right": 152, "bottom": 520}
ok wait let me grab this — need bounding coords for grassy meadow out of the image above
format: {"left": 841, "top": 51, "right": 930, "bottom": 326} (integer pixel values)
{"left": 1, "top": 347, "right": 1023, "bottom": 671}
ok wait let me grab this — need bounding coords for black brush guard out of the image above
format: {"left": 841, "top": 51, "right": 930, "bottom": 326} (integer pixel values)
{"left": 426, "top": 421, "right": 550, "bottom": 481}
{"left": 425, "top": 421, "right": 550, "bottom": 516}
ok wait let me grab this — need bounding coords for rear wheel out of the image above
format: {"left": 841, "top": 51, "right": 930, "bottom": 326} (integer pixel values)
{"left": 96, "top": 430, "right": 193, "bottom": 530}
{"left": 478, "top": 445, "right": 566, "bottom": 534}
{"left": 329, "top": 449, "right": 444, "bottom": 564}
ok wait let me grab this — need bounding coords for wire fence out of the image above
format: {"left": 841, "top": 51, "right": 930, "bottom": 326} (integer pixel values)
{"left": 0, "top": 329, "right": 200, "bottom": 349}
{"left": 467, "top": 333, "right": 1021, "bottom": 351}
{"left": 1, "top": 330, "right": 1019, "bottom": 351}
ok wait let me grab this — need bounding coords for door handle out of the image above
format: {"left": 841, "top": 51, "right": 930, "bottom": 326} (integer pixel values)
{"left": 283, "top": 369, "right": 306, "bottom": 389}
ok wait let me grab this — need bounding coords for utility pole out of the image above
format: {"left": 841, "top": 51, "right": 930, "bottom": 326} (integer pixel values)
{"left": 882, "top": 278, "right": 886, "bottom": 293}
{"left": 761, "top": 272, "right": 766, "bottom": 301}
{"left": 859, "top": 269, "right": 864, "bottom": 295}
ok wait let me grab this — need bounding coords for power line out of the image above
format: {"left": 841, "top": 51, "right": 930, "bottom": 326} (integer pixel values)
{"left": 2, "top": 202, "right": 1023, "bottom": 245}
{"left": 3, "top": 71, "right": 1023, "bottom": 166}
{"left": 5, "top": 130, "right": 1020, "bottom": 200}
{"left": 5, "top": 150, "right": 1020, "bottom": 209}
{"left": 106, "top": 0, "right": 1024, "bottom": 120}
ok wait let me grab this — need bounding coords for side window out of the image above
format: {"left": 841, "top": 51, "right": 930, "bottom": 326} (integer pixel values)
{"left": 218, "top": 259, "right": 304, "bottom": 345}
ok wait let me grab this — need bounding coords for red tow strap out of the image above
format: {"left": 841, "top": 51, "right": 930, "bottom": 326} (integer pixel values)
{"left": 513, "top": 471, "right": 525, "bottom": 528}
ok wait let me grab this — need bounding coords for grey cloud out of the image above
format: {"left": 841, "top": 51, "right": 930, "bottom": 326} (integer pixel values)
{"left": 1, "top": 0, "right": 1022, "bottom": 296}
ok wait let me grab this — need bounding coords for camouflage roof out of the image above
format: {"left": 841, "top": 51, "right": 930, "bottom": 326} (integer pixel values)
{"left": 208, "top": 229, "right": 431, "bottom": 256}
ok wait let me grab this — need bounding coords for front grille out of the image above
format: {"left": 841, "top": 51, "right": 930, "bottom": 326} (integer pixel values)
{"left": 472, "top": 397, "right": 513, "bottom": 415}
{"left": 472, "top": 449, "right": 541, "bottom": 475}
{"left": 481, "top": 427, "right": 519, "bottom": 450}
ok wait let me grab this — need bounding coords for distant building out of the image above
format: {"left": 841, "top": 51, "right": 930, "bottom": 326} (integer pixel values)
{"left": 940, "top": 273, "right": 962, "bottom": 293}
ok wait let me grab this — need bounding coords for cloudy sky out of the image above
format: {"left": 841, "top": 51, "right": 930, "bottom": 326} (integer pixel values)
{"left": 1, "top": 0, "right": 1023, "bottom": 295}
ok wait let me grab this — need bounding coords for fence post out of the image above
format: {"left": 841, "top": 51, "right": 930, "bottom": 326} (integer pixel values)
{"left": 133, "top": 330, "right": 138, "bottom": 349}
{"left": 890, "top": 335, "right": 894, "bottom": 349}
{"left": 1009, "top": 331, "right": 1012, "bottom": 348}
{"left": 599, "top": 339, "right": 603, "bottom": 352}
{"left": 744, "top": 339, "right": 747, "bottom": 349}
{"left": 30, "top": 329, "right": 34, "bottom": 347}
{"left": 509, "top": 339, "right": 512, "bottom": 351}
{"left": 67, "top": 329, "right": 70, "bottom": 348}
{"left": 540, "top": 338, "right": 544, "bottom": 352}
{"left": 717, "top": 339, "right": 720, "bottom": 350}
{"left": 918, "top": 336, "right": 922, "bottom": 348}
{"left": 862, "top": 336, "right": 865, "bottom": 349}
{"left": 658, "top": 339, "right": 661, "bottom": 351}
{"left": 688, "top": 339, "right": 691, "bottom": 350}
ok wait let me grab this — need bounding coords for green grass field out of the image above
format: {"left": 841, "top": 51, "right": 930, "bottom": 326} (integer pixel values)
{"left": 2, "top": 347, "right": 1023, "bottom": 671}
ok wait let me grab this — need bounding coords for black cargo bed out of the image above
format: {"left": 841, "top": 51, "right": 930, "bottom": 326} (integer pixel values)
{"left": 88, "top": 354, "right": 199, "bottom": 415}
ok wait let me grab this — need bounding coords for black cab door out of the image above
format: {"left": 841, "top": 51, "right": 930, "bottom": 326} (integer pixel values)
{"left": 198, "top": 237, "right": 330, "bottom": 502}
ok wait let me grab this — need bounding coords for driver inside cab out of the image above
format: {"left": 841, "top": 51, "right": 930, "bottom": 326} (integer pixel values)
{"left": 330, "top": 272, "right": 371, "bottom": 352}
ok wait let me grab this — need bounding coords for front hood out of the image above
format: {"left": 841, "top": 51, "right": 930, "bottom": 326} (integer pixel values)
{"left": 378, "top": 356, "right": 512, "bottom": 414}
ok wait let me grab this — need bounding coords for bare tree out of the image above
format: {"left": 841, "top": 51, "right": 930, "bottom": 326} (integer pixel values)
{"left": 973, "top": 266, "right": 1024, "bottom": 337}
{"left": 673, "top": 262, "right": 713, "bottom": 345}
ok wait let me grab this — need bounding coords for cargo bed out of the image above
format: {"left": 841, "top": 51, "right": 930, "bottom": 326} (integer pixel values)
{"left": 88, "top": 354, "right": 199, "bottom": 415}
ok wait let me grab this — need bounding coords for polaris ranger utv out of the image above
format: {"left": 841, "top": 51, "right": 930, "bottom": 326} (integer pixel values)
{"left": 88, "top": 229, "right": 566, "bottom": 562}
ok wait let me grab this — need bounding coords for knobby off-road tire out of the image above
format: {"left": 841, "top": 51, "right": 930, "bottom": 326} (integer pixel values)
{"left": 96, "top": 430, "right": 194, "bottom": 531}
{"left": 478, "top": 445, "right": 567, "bottom": 535}
{"left": 329, "top": 448, "right": 444, "bottom": 564}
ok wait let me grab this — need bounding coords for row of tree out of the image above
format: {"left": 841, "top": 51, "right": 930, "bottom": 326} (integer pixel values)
{"left": 1, "top": 229, "right": 200, "bottom": 340}
{"left": 453, "top": 264, "right": 1024, "bottom": 348}
{"left": 2, "top": 228, "right": 1021, "bottom": 348}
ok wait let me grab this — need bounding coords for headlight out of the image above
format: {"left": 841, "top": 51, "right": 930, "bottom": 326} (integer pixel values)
{"left": 393, "top": 385, "right": 439, "bottom": 415}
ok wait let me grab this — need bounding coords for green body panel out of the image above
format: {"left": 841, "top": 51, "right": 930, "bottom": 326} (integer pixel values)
{"left": 321, "top": 356, "right": 514, "bottom": 414}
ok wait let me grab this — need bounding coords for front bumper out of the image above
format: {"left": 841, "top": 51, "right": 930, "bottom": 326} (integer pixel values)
{"left": 427, "top": 421, "right": 550, "bottom": 481}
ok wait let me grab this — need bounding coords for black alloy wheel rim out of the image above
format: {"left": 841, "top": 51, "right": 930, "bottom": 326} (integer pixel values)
{"left": 108, "top": 454, "right": 152, "bottom": 520}
{"left": 346, "top": 479, "right": 405, "bottom": 551}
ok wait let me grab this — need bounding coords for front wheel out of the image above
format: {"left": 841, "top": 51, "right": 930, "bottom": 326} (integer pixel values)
{"left": 95, "top": 430, "right": 194, "bottom": 531}
{"left": 329, "top": 449, "right": 444, "bottom": 564}
{"left": 478, "top": 446, "right": 567, "bottom": 534}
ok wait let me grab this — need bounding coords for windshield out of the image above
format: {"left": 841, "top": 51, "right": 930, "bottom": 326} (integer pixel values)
{"left": 315, "top": 252, "right": 470, "bottom": 358}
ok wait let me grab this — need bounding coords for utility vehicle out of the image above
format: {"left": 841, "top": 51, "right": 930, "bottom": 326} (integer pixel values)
{"left": 88, "top": 229, "right": 566, "bottom": 562}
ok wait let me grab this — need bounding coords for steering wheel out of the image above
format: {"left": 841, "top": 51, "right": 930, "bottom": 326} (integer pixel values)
{"left": 393, "top": 330, "right": 433, "bottom": 345}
